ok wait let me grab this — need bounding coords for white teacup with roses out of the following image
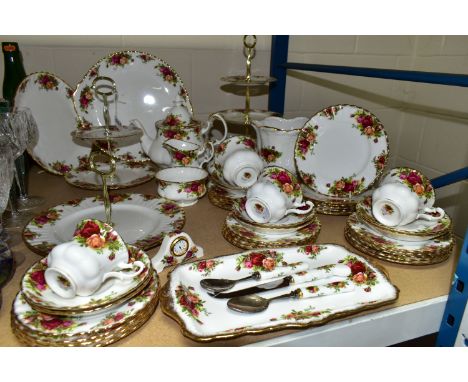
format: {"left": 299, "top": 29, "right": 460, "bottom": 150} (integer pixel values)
{"left": 246, "top": 166, "right": 314, "bottom": 223}
{"left": 163, "top": 139, "right": 214, "bottom": 168}
{"left": 44, "top": 219, "right": 145, "bottom": 299}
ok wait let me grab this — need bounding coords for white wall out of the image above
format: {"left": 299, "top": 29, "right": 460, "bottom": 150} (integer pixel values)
{"left": 1, "top": 35, "right": 466, "bottom": 238}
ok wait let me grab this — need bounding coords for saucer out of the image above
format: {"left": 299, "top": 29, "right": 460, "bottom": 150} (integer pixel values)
{"left": 345, "top": 213, "right": 454, "bottom": 265}
{"left": 232, "top": 197, "right": 315, "bottom": 234}
{"left": 12, "top": 270, "right": 159, "bottom": 347}
{"left": 21, "top": 245, "right": 152, "bottom": 316}
{"left": 355, "top": 196, "right": 452, "bottom": 241}
{"left": 207, "top": 180, "right": 245, "bottom": 210}
{"left": 223, "top": 213, "right": 321, "bottom": 250}
{"left": 64, "top": 161, "right": 156, "bottom": 190}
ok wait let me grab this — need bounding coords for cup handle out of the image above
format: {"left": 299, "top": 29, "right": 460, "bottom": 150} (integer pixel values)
{"left": 198, "top": 141, "right": 214, "bottom": 168}
{"left": 285, "top": 201, "right": 314, "bottom": 215}
{"left": 203, "top": 113, "right": 228, "bottom": 146}
{"left": 416, "top": 207, "right": 445, "bottom": 221}
{"left": 101, "top": 261, "right": 146, "bottom": 283}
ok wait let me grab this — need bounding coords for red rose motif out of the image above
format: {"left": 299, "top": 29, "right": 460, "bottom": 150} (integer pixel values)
{"left": 41, "top": 318, "right": 64, "bottom": 330}
{"left": 243, "top": 139, "right": 255, "bottom": 149}
{"left": 114, "top": 312, "right": 125, "bottom": 321}
{"left": 276, "top": 171, "right": 292, "bottom": 185}
{"left": 349, "top": 261, "right": 366, "bottom": 275}
{"left": 174, "top": 151, "right": 185, "bottom": 160}
{"left": 406, "top": 172, "right": 422, "bottom": 186}
{"left": 76, "top": 220, "right": 100, "bottom": 238}
{"left": 197, "top": 261, "right": 207, "bottom": 271}
{"left": 343, "top": 180, "right": 356, "bottom": 193}
{"left": 190, "top": 182, "right": 200, "bottom": 192}
{"left": 30, "top": 270, "right": 47, "bottom": 290}
{"left": 250, "top": 253, "right": 266, "bottom": 267}
{"left": 164, "top": 129, "right": 177, "bottom": 138}
{"left": 359, "top": 115, "right": 374, "bottom": 127}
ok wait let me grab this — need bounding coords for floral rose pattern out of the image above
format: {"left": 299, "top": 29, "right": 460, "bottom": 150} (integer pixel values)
{"left": 295, "top": 125, "right": 318, "bottom": 160}
{"left": 264, "top": 167, "right": 302, "bottom": 199}
{"left": 339, "top": 255, "right": 379, "bottom": 292}
{"left": 170, "top": 149, "right": 196, "bottom": 166}
{"left": 138, "top": 54, "right": 154, "bottom": 63}
{"left": 270, "top": 306, "right": 332, "bottom": 322}
{"left": 97, "top": 311, "right": 130, "bottom": 327}
{"left": 156, "top": 64, "right": 178, "bottom": 86}
{"left": 159, "top": 202, "right": 180, "bottom": 218}
{"left": 372, "top": 151, "right": 388, "bottom": 172}
{"left": 178, "top": 181, "right": 206, "bottom": 197}
{"left": 50, "top": 160, "right": 72, "bottom": 174}
{"left": 162, "top": 114, "right": 186, "bottom": 129}
{"left": 235, "top": 249, "right": 286, "bottom": 272}
{"left": 21, "top": 311, "right": 83, "bottom": 333}
{"left": 351, "top": 109, "right": 384, "bottom": 143}
{"left": 318, "top": 105, "right": 342, "bottom": 119}
{"left": 175, "top": 284, "right": 209, "bottom": 324}
{"left": 393, "top": 168, "right": 434, "bottom": 200}
{"left": 237, "top": 136, "right": 256, "bottom": 150}
{"left": 298, "top": 170, "right": 316, "bottom": 188}
{"left": 23, "top": 228, "right": 38, "bottom": 240}
{"left": 106, "top": 52, "right": 133, "bottom": 67}
{"left": 161, "top": 245, "right": 198, "bottom": 268}
{"left": 298, "top": 244, "right": 322, "bottom": 259}
{"left": 31, "top": 209, "right": 61, "bottom": 228}
{"left": 326, "top": 175, "right": 365, "bottom": 196}
{"left": 34, "top": 74, "right": 58, "bottom": 91}
{"left": 79, "top": 86, "right": 94, "bottom": 112}
{"left": 189, "top": 259, "right": 223, "bottom": 277}
{"left": 260, "top": 146, "right": 282, "bottom": 163}
{"left": 73, "top": 219, "right": 123, "bottom": 258}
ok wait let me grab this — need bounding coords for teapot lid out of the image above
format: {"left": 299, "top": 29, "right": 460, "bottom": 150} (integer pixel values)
{"left": 166, "top": 95, "right": 191, "bottom": 125}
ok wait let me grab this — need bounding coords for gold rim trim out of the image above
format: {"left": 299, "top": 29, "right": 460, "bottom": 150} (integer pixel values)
{"left": 344, "top": 228, "right": 452, "bottom": 266}
{"left": 158, "top": 248, "right": 399, "bottom": 343}
{"left": 23, "top": 265, "right": 153, "bottom": 316}
{"left": 355, "top": 201, "right": 452, "bottom": 239}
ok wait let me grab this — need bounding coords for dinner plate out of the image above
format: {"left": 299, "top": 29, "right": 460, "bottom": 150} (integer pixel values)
{"left": 73, "top": 51, "right": 193, "bottom": 162}
{"left": 64, "top": 161, "right": 157, "bottom": 190}
{"left": 14, "top": 72, "right": 90, "bottom": 175}
{"left": 295, "top": 104, "right": 389, "bottom": 197}
{"left": 22, "top": 193, "right": 185, "bottom": 256}
{"left": 355, "top": 196, "right": 451, "bottom": 241}
{"left": 21, "top": 245, "right": 152, "bottom": 316}
{"left": 160, "top": 244, "right": 398, "bottom": 342}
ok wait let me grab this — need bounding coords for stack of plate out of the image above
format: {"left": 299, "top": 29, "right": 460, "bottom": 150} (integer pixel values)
{"left": 295, "top": 104, "right": 389, "bottom": 215}
{"left": 11, "top": 246, "right": 159, "bottom": 346}
{"left": 345, "top": 197, "right": 454, "bottom": 265}
{"left": 222, "top": 198, "right": 321, "bottom": 249}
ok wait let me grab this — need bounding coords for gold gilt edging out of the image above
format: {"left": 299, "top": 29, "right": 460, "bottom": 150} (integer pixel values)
{"left": 158, "top": 248, "right": 399, "bottom": 343}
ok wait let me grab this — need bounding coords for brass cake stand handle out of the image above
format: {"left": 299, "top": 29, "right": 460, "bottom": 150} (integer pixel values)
{"left": 89, "top": 150, "right": 116, "bottom": 225}
{"left": 243, "top": 35, "right": 256, "bottom": 127}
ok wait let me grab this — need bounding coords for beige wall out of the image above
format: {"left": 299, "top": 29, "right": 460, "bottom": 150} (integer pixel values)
{"left": 1, "top": 35, "right": 466, "bottom": 238}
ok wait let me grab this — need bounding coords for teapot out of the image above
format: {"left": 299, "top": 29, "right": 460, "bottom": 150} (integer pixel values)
{"left": 137, "top": 96, "right": 228, "bottom": 168}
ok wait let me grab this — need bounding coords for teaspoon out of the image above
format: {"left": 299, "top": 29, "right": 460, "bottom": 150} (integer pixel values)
{"left": 200, "top": 271, "right": 261, "bottom": 293}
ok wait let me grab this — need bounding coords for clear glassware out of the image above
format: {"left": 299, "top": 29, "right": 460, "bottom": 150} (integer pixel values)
{"left": 0, "top": 107, "right": 44, "bottom": 211}
{"left": 0, "top": 141, "right": 15, "bottom": 239}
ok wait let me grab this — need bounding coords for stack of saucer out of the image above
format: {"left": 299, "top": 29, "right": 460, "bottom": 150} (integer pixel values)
{"left": 207, "top": 178, "right": 246, "bottom": 211}
{"left": 222, "top": 198, "right": 321, "bottom": 249}
{"left": 12, "top": 244, "right": 158, "bottom": 346}
{"left": 345, "top": 197, "right": 454, "bottom": 265}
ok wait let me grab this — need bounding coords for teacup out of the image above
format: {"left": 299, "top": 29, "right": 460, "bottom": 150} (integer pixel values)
{"left": 163, "top": 139, "right": 214, "bottom": 168}
{"left": 222, "top": 149, "right": 264, "bottom": 189}
{"left": 372, "top": 183, "right": 444, "bottom": 227}
{"left": 381, "top": 167, "right": 435, "bottom": 208}
{"left": 44, "top": 219, "right": 145, "bottom": 299}
{"left": 245, "top": 166, "right": 313, "bottom": 223}
{"left": 156, "top": 166, "right": 209, "bottom": 207}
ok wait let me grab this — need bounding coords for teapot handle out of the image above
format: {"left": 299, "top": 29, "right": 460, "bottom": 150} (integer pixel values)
{"left": 203, "top": 113, "right": 228, "bottom": 146}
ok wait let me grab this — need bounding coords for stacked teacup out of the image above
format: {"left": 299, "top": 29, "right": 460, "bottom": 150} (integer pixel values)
{"left": 12, "top": 219, "right": 159, "bottom": 346}
{"left": 345, "top": 167, "right": 454, "bottom": 265}
{"left": 222, "top": 166, "right": 321, "bottom": 249}
{"left": 207, "top": 135, "right": 263, "bottom": 210}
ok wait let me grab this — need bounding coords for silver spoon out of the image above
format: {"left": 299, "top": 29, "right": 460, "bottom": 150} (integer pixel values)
{"left": 200, "top": 271, "right": 261, "bottom": 293}
{"left": 227, "top": 289, "right": 302, "bottom": 313}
